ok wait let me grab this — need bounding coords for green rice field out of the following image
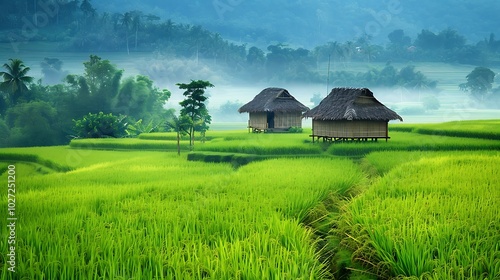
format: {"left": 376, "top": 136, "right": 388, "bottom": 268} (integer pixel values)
{"left": 0, "top": 120, "right": 499, "bottom": 279}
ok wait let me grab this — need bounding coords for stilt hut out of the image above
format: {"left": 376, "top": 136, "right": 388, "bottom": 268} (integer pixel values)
{"left": 239, "top": 88, "right": 309, "bottom": 132}
{"left": 304, "top": 87, "right": 402, "bottom": 141}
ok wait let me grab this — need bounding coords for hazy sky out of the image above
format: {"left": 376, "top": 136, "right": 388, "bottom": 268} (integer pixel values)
{"left": 93, "top": 0, "right": 500, "bottom": 47}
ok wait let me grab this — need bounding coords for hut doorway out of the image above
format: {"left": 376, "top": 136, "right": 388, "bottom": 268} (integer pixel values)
{"left": 267, "top": 112, "right": 275, "bottom": 128}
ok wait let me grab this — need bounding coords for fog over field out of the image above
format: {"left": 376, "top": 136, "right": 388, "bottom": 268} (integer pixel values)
{"left": 2, "top": 42, "right": 497, "bottom": 125}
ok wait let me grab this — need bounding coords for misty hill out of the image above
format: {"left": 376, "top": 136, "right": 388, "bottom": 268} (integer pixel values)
{"left": 92, "top": 0, "right": 500, "bottom": 47}
{"left": 1, "top": 0, "right": 499, "bottom": 90}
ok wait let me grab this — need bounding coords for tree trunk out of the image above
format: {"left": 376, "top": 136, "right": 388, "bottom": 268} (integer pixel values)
{"left": 135, "top": 27, "right": 138, "bottom": 50}
{"left": 190, "top": 126, "right": 195, "bottom": 150}
{"left": 176, "top": 131, "right": 180, "bottom": 156}
{"left": 126, "top": 30, "right": 130, "bottom": 55}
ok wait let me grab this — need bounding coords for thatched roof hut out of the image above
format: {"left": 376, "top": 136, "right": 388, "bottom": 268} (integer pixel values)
{"left": 239, "top": 88, "right": 309, "bottom": 132}
{"left": 304, "top": 87, "right": 402, "bottom": 141}
{"left": 305, "top": 87, "right": 402, "bottom": 121}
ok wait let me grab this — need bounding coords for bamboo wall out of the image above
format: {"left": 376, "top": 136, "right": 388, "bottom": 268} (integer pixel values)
{"left": 248, "top": 112, "right": 303, "bottom": 130}
{"left": 313, "top": 120, "right": 388, "bottom": 138}
{"left": 273, "top": 112, "right": 302, "bottom": 128}
{"left": 248, "top": 112, "right": 267, "bottom": 130}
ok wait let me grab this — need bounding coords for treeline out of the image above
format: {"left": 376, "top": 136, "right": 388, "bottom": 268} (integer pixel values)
{"left": 0, "top": 56, "right": 173, "bottom": 147}
{"left": 2, "top": 56, "right": 497, "bottom": 148}
{"left": 331, "top": 63, "right": 437, "bottom": 90}
{"left": 2, "top": 1, "right": 500, "bottom": 84}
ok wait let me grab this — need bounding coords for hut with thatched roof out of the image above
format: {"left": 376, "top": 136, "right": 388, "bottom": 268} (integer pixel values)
{"left": 238, "top": 87, "right": 310, "bottom": 132}
{"left": 304, "top": 87, "right": 403, "bottom": 142}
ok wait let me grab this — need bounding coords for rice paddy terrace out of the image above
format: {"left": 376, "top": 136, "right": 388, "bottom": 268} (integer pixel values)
{"left": 0, "top": 120, "right": 499, "bottom": 279}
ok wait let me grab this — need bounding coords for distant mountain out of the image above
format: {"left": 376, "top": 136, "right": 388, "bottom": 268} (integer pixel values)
{"left": 76, "top": 1, "right": 500, "bottom": 48}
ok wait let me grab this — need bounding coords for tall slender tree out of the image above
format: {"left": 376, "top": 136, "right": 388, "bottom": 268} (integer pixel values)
{"left": 79, "top": 0, "right": 96, "bottom": 29}
{"left": 165, "top": 115, "right": 191, "bottom": 156}
{"left": 0, "top": 59, "right": 34, "bottom": 104}
{"left": 177, "top": 80, "right": 213, "bottom": 150}
{"left": 120, "top": 12, "right": 133, "bottom": 55}
{"left": 131, "top": 11, "right": 143, "bottom": 50}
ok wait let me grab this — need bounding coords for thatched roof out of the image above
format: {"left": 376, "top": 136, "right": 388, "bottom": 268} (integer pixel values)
{"left": 304, "top": 88, "right": 403, "bottom": 121}
{"left": 238, "top": 88, "right": 310, "bottom": 113}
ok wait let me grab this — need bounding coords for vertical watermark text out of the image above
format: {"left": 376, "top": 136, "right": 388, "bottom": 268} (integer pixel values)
{"left": 6, "top": 165, "right": 17, "bottom": 273}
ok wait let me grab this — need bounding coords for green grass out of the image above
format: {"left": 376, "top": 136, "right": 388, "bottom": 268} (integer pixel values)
{"left": 198, "top": 138, "right": 321, "bottom": 155}
{"left": 186, "top": 152, "right": 268, "bottom": 167}
{"left": 75, "top": 131, "right": 322, "bottom": 156}
{"left": 0, "top": 163, "right": 8, "bottom": 175}
{"left": 0, "top": 151, "right": 364, "bottom": 279}
{"left": 364, "top": 150, "right": 500, "bottom": 175}
{"left": 0, "top": 150, "right": 72, "bottom": 172}
{"left": 70, "top": 123, "right": 500, "bottom": 157}
{"left": 0, "top": 146, "right": 176, "bottom": 170}
{"left": 1, "top": 120, "right": 500, "bottom": 279}
{"left": 138, "top": 132, "right": 216, "bottom": 141}
{"left": 70, "top": 138, "right": 191, "bottom": 151}
{"left": 139, "top": 129, "right": 313, "bottom": 141}
{"left": 390, "top": 119, "right": 500, "bottom": 140}
{"left": 328, "top": 131, "right": 500, "bottom": 156}
{"left": 336, "top": 154, "right": 500, "bottom": 279}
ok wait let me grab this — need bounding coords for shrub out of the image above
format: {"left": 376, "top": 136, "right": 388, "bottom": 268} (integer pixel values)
{"left": 72, "top": 112, "right": 127, "bottom": 138}
{"left": 5, "top": 101, "right": 60, "bottom": 147}
{"left": 288, "top": 126, "right": 303, "bottom": 133}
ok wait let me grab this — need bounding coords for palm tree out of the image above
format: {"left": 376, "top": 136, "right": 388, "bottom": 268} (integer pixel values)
{"left": 120, "top": 12, "right": 133, "bottom": 55}
{"left": 131, "top": 11, "right": 143, "bottom": 50}
{"left": 79, "top": 0, "right": 96, "bottom": 29}
{"left": 165, "top": 115, "right": 190, "bottom": 156}
{"left": 0, "top": 59, "right": 34, "bottom": 104}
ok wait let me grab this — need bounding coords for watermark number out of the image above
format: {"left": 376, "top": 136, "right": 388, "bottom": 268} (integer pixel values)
{"left": 6, "top": 165, "right": 17, "bottom": 273}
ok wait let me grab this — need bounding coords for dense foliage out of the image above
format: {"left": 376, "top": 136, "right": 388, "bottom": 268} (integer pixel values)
{"left": 178, "top": 80, "right": 214, "bottom": 149}
{"left": 1, "top": 2, "right": 500, "bottom": 147}
{"left": 0, "top": 59, "right": 34, "bottom": 105}
{"left": 72, "top": 112, "right": 127, "bottom": 138}
{"left": 0, "top": 56, "right": 173, "bottom": 147}
{"left": 4, "top": 1, "right": 499, "bottom": 48}
{"left": 331, "top": 63, "right": 437, "bottom": 90}
{"left": 459, "top": 67, "right": 498, "bottom": 103}
{"left": 1, "top": 1, "right": 500, "bottom": 84}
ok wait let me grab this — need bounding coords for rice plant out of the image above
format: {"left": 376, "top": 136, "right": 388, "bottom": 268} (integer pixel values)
{"left": 0, "top": 153, "right": 364, "bottom": 279}
{"left": 1, "top": 120, "right": 499, "bottom": 279}
{"left": 69, "top": 138, "right": 190, "bottom": 151}
{"left": 391, "top": 119, "right": 500, "bottom": 140}
{"left": 336, "top": 154, "right": 500, "bottom": 279}
{"left": 198, "top": 132, "right": 321, "bottom": 155}
{"left": 364, "top": 150, "right": 500, "bottom": 175}
{"left": 328, "top": 131, "right": 500, "bottom": 156}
